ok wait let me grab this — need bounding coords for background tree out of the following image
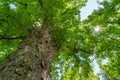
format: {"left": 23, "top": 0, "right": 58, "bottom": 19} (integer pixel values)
{"left": 0, "top": 0, "right": 120, "bottom": 80}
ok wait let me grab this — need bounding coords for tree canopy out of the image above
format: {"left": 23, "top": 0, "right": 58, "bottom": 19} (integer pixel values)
{"left": 0, "top": 0, "right": 120, "bottom": 80}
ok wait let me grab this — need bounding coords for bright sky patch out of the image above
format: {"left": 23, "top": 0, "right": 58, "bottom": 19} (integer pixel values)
{"left": 94, "top": 26, "right": 101, "bottom": 32}
{"left": 9, "top": 3, "right": 16, "bottom": 9}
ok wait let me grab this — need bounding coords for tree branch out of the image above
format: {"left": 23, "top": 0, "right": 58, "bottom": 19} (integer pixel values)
{"left": 39, "top": 0, "right": 43, "bottom": 8}
{"left": 67, "top": 46, "right": 92, "bottom": 54}
{"left": 61, "top": 6, "right": 80, "bottom": 15}
{"left": 0, "top": 35, "right": 26, "bottom": 40}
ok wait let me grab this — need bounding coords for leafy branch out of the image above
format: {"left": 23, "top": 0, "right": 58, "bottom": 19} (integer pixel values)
{"left": 61, "top": 5, "right": 80, "bottom": 15}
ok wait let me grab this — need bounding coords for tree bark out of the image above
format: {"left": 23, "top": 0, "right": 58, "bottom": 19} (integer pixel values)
{"left": 0, "top": 25, "right": 55, "bottom": 80}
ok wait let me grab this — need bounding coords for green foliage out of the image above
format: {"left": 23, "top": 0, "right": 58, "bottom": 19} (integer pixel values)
{"left": 0, "top": 0, "right": 120, "bottom": 79}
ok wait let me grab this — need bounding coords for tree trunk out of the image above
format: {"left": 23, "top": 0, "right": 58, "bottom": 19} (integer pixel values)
{"left": 0, "top": 25, "right": 55, "bottom": 80}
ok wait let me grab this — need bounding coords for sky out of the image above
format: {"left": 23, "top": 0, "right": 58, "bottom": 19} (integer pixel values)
{"left": 80, "top": 0, "right": 104, "bottom": 21}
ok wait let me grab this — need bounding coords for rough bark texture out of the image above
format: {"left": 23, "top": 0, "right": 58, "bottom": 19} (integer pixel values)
{"left": 0, "top": 25, "right": 55, "bottom": 80}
